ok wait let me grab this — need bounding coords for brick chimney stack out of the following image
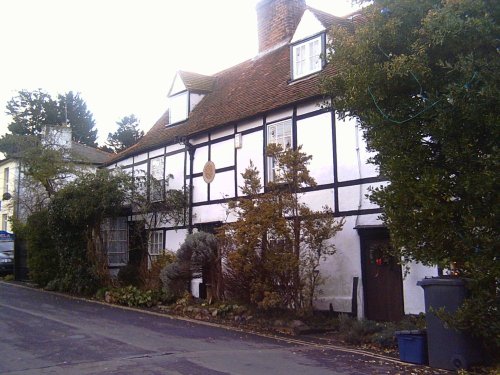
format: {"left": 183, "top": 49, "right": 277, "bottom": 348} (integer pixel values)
{"left": 256, "top": 0, "right": 307, "bottom": 53}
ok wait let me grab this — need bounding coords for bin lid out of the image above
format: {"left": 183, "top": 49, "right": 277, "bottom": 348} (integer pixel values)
{"left": 417, "top": 276, "right": 465, "bottom": 287}
{"left": 395, "top": 330, "right": 426, "bottom": 335}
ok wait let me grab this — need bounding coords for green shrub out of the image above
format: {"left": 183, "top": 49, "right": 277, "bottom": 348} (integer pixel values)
{"left": 117, "top": 264, "right": 140, "bottom": 287}
{"left": 95, "top": 287, "right": 110, "bottom": 301}
{"left": 15, "top": 211, "right": 59, "bottom": 287}
{"left": 108, "top": 286, "right": 160, "bottom": 307}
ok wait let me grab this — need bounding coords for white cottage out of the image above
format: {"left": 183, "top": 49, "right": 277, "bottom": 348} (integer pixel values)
{"left": 106, "top": 0, "right": 436, "bottom": 321}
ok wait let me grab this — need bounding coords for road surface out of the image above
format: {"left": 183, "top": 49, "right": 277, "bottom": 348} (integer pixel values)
{"left": 0, "top": 282, "right": 433, "bottom": 374}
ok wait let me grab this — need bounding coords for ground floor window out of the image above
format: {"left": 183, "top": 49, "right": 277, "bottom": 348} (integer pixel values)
{"left": 102, "top": 217, "right": 129, "bottom": 266}
{"left": 2, "top": 214, "right": 8, "bottom": 231}
{"left": 148, "top": 230, "right": 164, "bottom": 261}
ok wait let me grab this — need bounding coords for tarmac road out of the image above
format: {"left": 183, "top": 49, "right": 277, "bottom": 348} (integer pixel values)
{"left": 0, "top": 282, "right": 443, "bottom": 375}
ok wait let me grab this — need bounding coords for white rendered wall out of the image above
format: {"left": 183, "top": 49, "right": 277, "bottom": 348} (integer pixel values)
{"left": 338, "top": 183, "right": 382, "bottom": 212}
{"left": 336, "top": 115, "right": 378, "bottom": 182}
{"left": 165, "top": 228, "right": 188, "bottom": 252}
{"left": 210, "top": 170, "right": 235, "bottom": 200}
{"left": 236, "top": 131, "right": 264, "bottom": 195}
{"left": 149, "top": 148, "right": 164, "bottom": 159}
{"left": 267, "top": 109, "right": 293, "bottom": 123}
{"left": 299, "top": 189, "right": 335, "bottom": 212}
{"left": 116, "top": 157, "right": 133, "bottom": 168}
{"left": 297, "top": 112, "right": 334, "bottom": 185}
{"left": 210, "top": 139, "right": 234, "bottom": 169}
{"left": 166, "top": 152, "right": 185, "bottom": 190}
{"left": 403, "top": 262, "right": 438, "bottom": 314}
{"left": 134, "top": 153, "right": 148, "bottom": 164}
{"left": 237, "top": 117, "right": 263, "bottom": 133}
{"left": 193, "top": 146, "right": 209, "bottom": 174}
{"left": 211, "top": 126, "right": 233, "bottom": 140}
{"left": 192, "top": 203, "right": 228, "bottom": 225}
{"left": 315, "top": 216, "right": 363, "bottom": 317}
{"left": 296, "top": 99, "right": 323, "bottom": 116}
{"left": 192, "top": 176, "right": 207, "bottom": 203}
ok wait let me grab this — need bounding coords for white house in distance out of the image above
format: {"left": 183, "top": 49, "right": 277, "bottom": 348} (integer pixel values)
{"left": 105, "top": 0, "right": 436, "bottom": 321}
{"left": 1, "top": 125, "right": 111, "bottom": 278}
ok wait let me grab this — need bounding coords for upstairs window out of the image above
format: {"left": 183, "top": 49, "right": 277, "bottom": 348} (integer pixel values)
{"left": 292, "top": 35, "right": 323, "bottom": 80}
{"left": 149, "top": 156, "right": 165, "bottom": 202}
{"left": 169, "top": 92, "right": 188, "bottom": 125}
{"left": 266, "top": 118, "right": 293, "bottom": 183}
{"left": 3, "top": 168, "right": 9, "bottom": 194}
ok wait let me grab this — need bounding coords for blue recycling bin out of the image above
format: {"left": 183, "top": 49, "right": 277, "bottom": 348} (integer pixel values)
{"left": 395, "top": 330, "right": 428, "bottom": 365}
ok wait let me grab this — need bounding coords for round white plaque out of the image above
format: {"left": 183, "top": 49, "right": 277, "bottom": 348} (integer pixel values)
{"left": 203, "top": 161, "right": 216, "bottom": 183}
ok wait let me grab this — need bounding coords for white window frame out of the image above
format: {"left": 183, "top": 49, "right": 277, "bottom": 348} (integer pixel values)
{"left": 149, "top": 156, "right": 165, "bottom": 202}
{"left": 292, "top": 34, "right": 323, "bottom": 80}
{"left": 102, "top": 217, "right": 129, "bottom": 266}
{"left": 3, "top": 168, "right": 9, "bottom": 194}
{"left": 169, "top": 91, "right": 189, "bottom": 125}
{"left": 266, "top": 118, "right": 293, "bottom": 183}
{"left": 148, "top": 230, "right": 164, "bottom": 261}
{"left": 1, "top": 214, "right": 8, "bottom": 231}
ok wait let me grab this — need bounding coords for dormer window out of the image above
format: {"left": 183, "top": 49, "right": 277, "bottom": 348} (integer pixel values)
{"left": 167, "top": 71, "right": 215, "bottom": 126}
{"left": 169, "top": 91, "right": 188, "bottom": 125}
{"left": 291, "top": 34, "right": 324, "bottom": 80}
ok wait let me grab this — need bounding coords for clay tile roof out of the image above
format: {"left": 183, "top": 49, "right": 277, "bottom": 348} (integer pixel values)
{"left": 178, "top": 71, "right": 216, "bottom": 93}
{"left": 307, "top": 6, "right": 344, "bottom": 28}
{"left": 70, "top": 142, "right": 112, "bottom": 164}
{"left": 106, "top": 10, "right": 351, "bottom": 165}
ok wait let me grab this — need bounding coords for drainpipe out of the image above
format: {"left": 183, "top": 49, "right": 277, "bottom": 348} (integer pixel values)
{"left": 186, "top": 141, "right": 195, "bottom": 234}
{"left": 354, "top": 121, "right": 363, "bottom": 227}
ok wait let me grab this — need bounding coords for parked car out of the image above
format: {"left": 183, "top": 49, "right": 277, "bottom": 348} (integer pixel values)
{"left": 0, "top": 251, "right": 13, "bottom": 275}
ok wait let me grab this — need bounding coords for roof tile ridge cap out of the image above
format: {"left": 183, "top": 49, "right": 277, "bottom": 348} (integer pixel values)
{"left": 252, "top": 40, "right": 289, "bottom": 60}
{"left": 306, "top": 5, "right": 342, "bottom": 19}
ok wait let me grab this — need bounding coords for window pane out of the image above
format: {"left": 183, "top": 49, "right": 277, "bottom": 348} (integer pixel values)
{"left": 150, "top": 157, "right": 165, "bottom": 202}
{"left": 169, "top": 92, "right": 188, "bottom": 124}
{"left": 267, "top": 119, "right": 293, "bottom": 182}
{"left": 292, "top": 35, "right": 323, "bottom": 79}
{"left": 102, "top": 217, "right": 128, "bottom": 266}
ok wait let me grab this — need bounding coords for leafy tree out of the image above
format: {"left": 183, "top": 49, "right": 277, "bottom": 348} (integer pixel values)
{"left": 5, "top": 89, "right": 98, "bottom": 146}
{"left": 6, "top": 89, "right": 58, "bottom": 136}
{"left": 107, "top": 114, "right": 144, "bottom": 153}
{"left": 220, "top": 145, "right": 344, "bottom": 311}
{"left": 0, "top": 129, "right": 76, "bottom": 208}
{"left": 48, "top": 169, "right": 135, "bottom": 294}
{"left": 321, "top": 0, "right": 499, "bottom": 348}
{"left": 57, "top": 91, "right": 98, "bottom": 147}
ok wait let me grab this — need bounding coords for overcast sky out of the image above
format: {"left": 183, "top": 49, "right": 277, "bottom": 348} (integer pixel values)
{"left": 0, "top": 0, "right": 360, "bottom": 146}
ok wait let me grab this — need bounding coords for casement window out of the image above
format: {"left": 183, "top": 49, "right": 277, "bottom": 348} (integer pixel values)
{"left": 148, "top": 230, "right": 164, "bottom": 261}
{"left": 169, "top": 92, "right": 188, "bottom": 124}
{"left": 1, "top": 214, "right": 8, "bottom": 231}
{"left": 266, "top": 118, "right": 293, "bottom": 182}
{"left": 134, "top": 167, "right": 147, "bottom": 198}
{"left": 149, "top": 156, "right": 165, "bottom": 202}
{"left": 291, "top": 35, "right": 323, "bottom": 80}
{"left": 3, "top": 168, "right": 9, "bottom": 194}
{"left": 102, "top": 217, "right": 129, "bottom": 266}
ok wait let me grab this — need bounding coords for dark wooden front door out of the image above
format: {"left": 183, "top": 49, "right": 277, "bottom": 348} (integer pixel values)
{"left": 359, "top": 228, "right": 404, "bottom": 322}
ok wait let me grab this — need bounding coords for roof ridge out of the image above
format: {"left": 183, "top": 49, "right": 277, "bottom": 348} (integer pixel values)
{"left": 71, "top": 140, "right": 111, "bottom": 155}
